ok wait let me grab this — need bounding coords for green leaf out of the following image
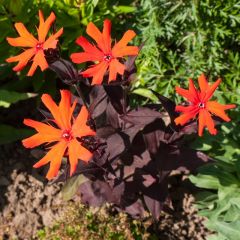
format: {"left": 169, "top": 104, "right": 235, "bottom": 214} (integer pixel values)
{"left": 9, "top": 0, "right": 23, "bottom": 15}
{"left": 113, "top": 5, "right": 136, "bottom": 14}
{"left": 61, "top": 175, "right": 87, "bottom": 201}
{"left": 229, "top": 198, "right": 240, "bottom": 210}
{"left": 0, "top": 89, "right": 37, "bottom": 108}
{"left": 132, "top": 88, "right": 158, "bottom": 102}
{"left": 207, "top": 234, "right": 227, "bottom": 240}
{"left": 207, "top": 221, "right": 240, "bottom": 240}
{"left": 0, "top": 124, "right": 33, "bottom": 144}
{"left": 189, "top": 174, "right": 220, "bottom": 190}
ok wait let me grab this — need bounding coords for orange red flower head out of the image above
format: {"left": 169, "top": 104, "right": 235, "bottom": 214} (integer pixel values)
{"left": 6, "top": 10, "right": 63, "bottom": 76}
{"left": 70, "top": 19, "right": 139, "bottom": 85}
{"left": 22, "top": 90, "right": 95, "bottom": 180}
{"left": 174, "top": 74, "right": 236, "bottom": 136}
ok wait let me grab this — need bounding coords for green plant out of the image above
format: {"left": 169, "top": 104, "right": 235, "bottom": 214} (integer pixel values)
{"left": 135, "top": 0, "right": 240, "bottom": 105}
{"left": 38, "top": 203, "right": 150, "bottom": 240}
{"left": 189, "top": 109, "right": 240, "bottom": 240}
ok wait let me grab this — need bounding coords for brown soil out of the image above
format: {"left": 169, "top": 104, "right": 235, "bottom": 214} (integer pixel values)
{"left": 0, "top": 143, "right": 65, "bottom": 240}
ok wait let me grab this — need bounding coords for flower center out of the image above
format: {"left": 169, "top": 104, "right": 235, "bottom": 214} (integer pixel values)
{"left": 36, "top": 42, "right": 43, "bottom": 51}
{"left": 62, "top": 129, "right": 73, "bottom": 141}
{"left": 103, "top": 54, "right": 113, "bottom": 62}
{"left": 198, "top": 102, "right": 205, "bottom": 109}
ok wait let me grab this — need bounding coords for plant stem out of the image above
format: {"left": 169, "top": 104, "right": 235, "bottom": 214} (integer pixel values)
{"left": 74, "top": 84, "right": 89, "bottom": 110}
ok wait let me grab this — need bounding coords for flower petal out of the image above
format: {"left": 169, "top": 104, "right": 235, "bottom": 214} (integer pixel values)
{"left": 38, "top": 10, "right": 56, "bottom": 42}
{"left": 174, "top": 110, "right": 198, "bottom": 126}
{"left": 6, "top": 48, "right": 35, "bottom": 72}
{"left": 23, "top": 119, "right": 60, "bottom": 133}
{"left": 198, "top": 109, "right": 217, "bottom": 136}
{"left": 198, "top": 109, "right": 205, "bottom": 136}
{"left": 71, "top": 36, "right": 105, "bottom": 64}
{"left": 188, "top": 79, "right": 199, "bottom": 103}
{"left": 112, "top": 46, "right": 139, "bottom": 58}
{"left": 175, "top": 105, "right": 198, "bottom": 113}
{"left": 203, "top": 79, "right": 221, "bottom": 102}
{"left": 43, "top": 27, "right": 63, "bottom": 49}
{"left": 198, "top": 73, "right": 208, "bottom": 92}
{"left": 71, "top": 52, "right": 102, "bottom": 64}
{"left": 22, "top": 132, "right": 61, "bottom": 148}
{"left": 23, "top": 119, "right": 62, "bottom": 148}
{"left": 206, "top": 101, "right": 236, "bottom": 122}
{"left": 41, "top": 93, "right": 65, "bottom": 129}
{"left": 102, "top": 19, "right": 112, "bottom": 53}
{"left": 7, "top": 36, "right": 36, "bottom": 48}
{"left": 112, "top": 30, "right": 137, "bottom": 57}
{"left": 59, "top": 90, "right": 72, "bottom": 130}
{"left": 108, "top": 59, "right": 125, "bottom": 82}
{"left": 81, "top": 61, "right": 109, "bottom": 85}
{"left": 7, "top": 23, "right": 38, "bottom": 47}
{"left": 175, "top": 86, "right": 196, "bottom": 103}
{"left": 68, "top": 139, "right": 80, "bottom": 176}
{"left": 68, "top": 139, "right": 92, "bottom": 176}
{"left": 33, "top": 141, "right": 67, "bottom": 180}
{"left": 86, "top": 21, "right": 104, "bottom": 51}
{"left": 27, "top": 50, "right": 48, "bottom": 76}
{"left": 72, "top": 106, "right": 96, "bottom": 137}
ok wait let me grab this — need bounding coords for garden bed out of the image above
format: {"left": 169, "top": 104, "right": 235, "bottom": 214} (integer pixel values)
{"left": 0, "top": 142, "right": 210, "bottom": 240}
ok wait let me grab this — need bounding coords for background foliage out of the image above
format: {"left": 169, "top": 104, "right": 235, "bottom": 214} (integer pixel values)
{"left": 134, "top": 0, "right": 240, "bottom": 105}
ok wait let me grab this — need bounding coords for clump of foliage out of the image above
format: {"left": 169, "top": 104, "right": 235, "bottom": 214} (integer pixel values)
{"left": 5, "top": 7, "right": 222, "bottom": 220}
{"left": 189, "top": 109, "right": 240, "bottom": 240}
{"left": 2, "top": 2, "right": 239, "bottom": 238}
{"left": 135, "top": 0, "right": 240, "bottom": 105}
{"left": 37, "top": 203, "right": 151, "bottom": 240}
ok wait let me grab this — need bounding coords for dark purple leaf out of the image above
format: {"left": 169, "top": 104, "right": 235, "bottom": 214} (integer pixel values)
{"left": 96, "top": 126, "right": 116, "bottom": 138}
{"left": 89, "top": 86, "right": 108, "bottom": 119}
{"left": 49, "top": 59, "right": 79, "bottom": 85}
{"left": 142, "top": 179, "right": 169, "bottom": 219}
{"left": 150, "top": 144, "right": 211, "bottom": 173}
{"left": 78, "top": 180, "right": 110, "bottom": 206}
{"left": 78, "top": 180, "right": 125, "bottom": 206}
{"left": 142, "top": 174, "right": 157, "bottom": 187}
{"left": 155, "top": 93, "right": 179, "bottom": 128}
{"left": 73, "top": 161, "right": 104, "bottom": 180}
{"left": 144, "top": 195, "right": 163, "bottom": 220}
{"left": 142, "top": 119, "right": 167, "bottom": 155}
{"left": 122, "top": 200, "right": 146, "bottom": 218}
{"left": 44, "top": 48, "right": 60, "bottom": 64}
{"left": 121, "top": 107, "right": 163, "bottom": 126}
{"left": 106, "top": 132, "right": 128, "bottom": 162}
{"left": 106, "top": 103, "right": 121, "bottom": 129}
{"left": 104, "top": 85, "right": 127, "bottom": 115}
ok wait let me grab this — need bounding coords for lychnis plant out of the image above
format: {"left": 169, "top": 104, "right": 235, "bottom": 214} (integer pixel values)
{"left": 6, "top": 10, "right": 236, "bottom": 220}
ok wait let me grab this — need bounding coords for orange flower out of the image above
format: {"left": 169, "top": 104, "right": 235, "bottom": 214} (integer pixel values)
{"left": 22, "top": 90, "right": 95, "bottom": 180}
{"left": 174, "top": 74, "right": 236, "bottom": 136}
{"left": 6, "top": 10, "right": 63, "bottom": 76}
{"left": 70, "top": 19, "right": 139, "bottom": 85}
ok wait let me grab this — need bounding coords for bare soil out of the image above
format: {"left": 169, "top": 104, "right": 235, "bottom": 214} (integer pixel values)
{"left": 0, "top": 143, "right": 65, "bottom": 240}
